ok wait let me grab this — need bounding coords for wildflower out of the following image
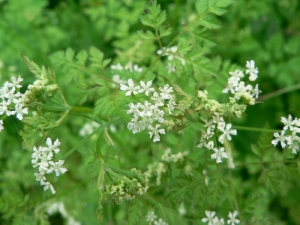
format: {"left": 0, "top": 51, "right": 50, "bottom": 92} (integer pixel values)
{"left": 211, "top": 147, "right": 228, "bottom": 163}
{"left": 202, "top": 210, "right": 216, "bottom": 225}
{"left": 48, "top": 160, "right": 67, "bottom": 176}
{"left": 227, "top": 211, "right": 240, "bottom": 225}
{"left": 46, "top": 137, "right": 61, "bottom": 153}
{"left": 149, "top": 124, "right": 165, "bottom": 142}
{"left": 139, "top": 81, "right": 155, "bottom": 96}
{"left": 159, "top": 84, "right": 173, "bottom": 99}
{"left": 213, "top": 217, "right": 225, "bottom": 225}
{"left": 32, "top": 138, "right": 66, "bottom": 194}
{"left": 245, "top": 60, "right": 258, "bottom": 81}
{"left": 271, "top": 131, "right": 288, "bottom": 148}
{"left": 218, "top": 123, "right": 237, "bottom": 144}
{"left": 154, "top": 218, "right": 168, "bottom": 225}
{"left": 146, "top": 211, "right": 157, "bottom": 222}
{"left": 120, "top": 78, "right": 140, "bottom": 96}
{"left": 281, "top": 114, "right": 295, "bottom": 131}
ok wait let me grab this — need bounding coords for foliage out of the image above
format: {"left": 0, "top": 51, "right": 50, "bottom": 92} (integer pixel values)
{"left": 0, "top": 0, "right": 300, "bottom": 225}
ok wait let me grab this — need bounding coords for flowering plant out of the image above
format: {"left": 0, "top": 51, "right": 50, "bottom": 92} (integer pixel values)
{"left": 0, "top": 0, "right": 300, "bottom": 225}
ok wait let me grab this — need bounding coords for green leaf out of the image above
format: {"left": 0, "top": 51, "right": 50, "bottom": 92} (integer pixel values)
{"left": 127, "top": 200, "right": 143, "bottom": 225}
{"left": 65, "top": 48, "right": 75, "bottom": 63}
{"left": 159, "top": 26, "right": 172, "bottom": 38}
{"left": 76, "top": 50, "right": 88, "bottom": 67}
{"left": 89, "top": 46, "right": 111, "bottom": 69}
{"left": 137, "top": 30, "right": 156, "bottom": 40}
{"left": 21, "top": 55, "right": 43, "bottom": 78}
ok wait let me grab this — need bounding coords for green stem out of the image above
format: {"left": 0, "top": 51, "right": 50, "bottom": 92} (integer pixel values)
{"left": 60, "top": 118, "right": 122, "bottom": 159}
{"left": 258, "top": 83, "right": 300, "bottom": 101}
{"left": 233, "top": 126, "right": 279, "bottom": 133}
{"left": 70, "top": 106, "right": 94, "bottom": 114}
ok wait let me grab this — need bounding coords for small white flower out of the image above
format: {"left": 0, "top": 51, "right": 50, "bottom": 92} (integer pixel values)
{"left": 13, "top": 103, "right": 28, "bottom": 120}
{"left": 227, "top": 210, "right": 240, "bottom": 225}
{"left": 159, "top": 84, "right": 173, "bottom": 99}
{"left": 281, "top": 114, "right": 295, "bottom": 131}
{"left": 139, "top": 80, "right": 155, "bottom": 96}
{"left": 218, "top": 123, "right": 237, "bottom": 144}
{"left": 48, "top": 160, "right": 67, "bottom": 176}
{"left": 245, "top": 60, "right": 258, "bottom": 81}
{"left": 43, "top": 182, "right": 56, "bottom": 194}
{"left": 146, "top": 211, "right": 157, "bottom": 222}
{"left": 148, "top": 124, "right": 165, "bottom": 142}
{"left": 120, "top": 79, "right": 140, "bottom": 96}
{"left": 202, "top": 210, "right": 216, "bottom": 225}
{"left": 154, "top": 218, "right": 168, "bottom": 225}
{"left": 46, "top": 138, "right": 61, "bottom": 153}
{"left": 229, "top": 70, "right": 244, "bottom": 79}
{"left": 213, "top": 217, "right": 225, "bottom": 225}
{"left": 271, "top": 131, "right": 288, "bottom": 148}
{"left": 211, "top": 147, "right": 228, "bottom": 163}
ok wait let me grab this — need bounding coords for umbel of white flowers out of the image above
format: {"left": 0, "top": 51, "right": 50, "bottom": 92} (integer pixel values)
{"left": 0, "top": 75, "right": 29, "bottom": 132}
{"left": 32, "top": 138, "right": 67, "bottom": 194}
{"left": 272, "top": 114, "right": 300, "bottom": 154}
{"left": 120, "top": 79, "right": 176, "bottom": 142}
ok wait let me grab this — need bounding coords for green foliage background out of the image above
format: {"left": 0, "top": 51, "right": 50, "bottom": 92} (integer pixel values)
{"left": 0, "top": 0, "right": 300, "bottom": 224}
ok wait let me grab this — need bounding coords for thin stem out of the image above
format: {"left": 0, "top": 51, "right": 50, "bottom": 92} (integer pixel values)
{"left": 233, "top": 125, "right": 279, "bottom": 133}
{"left": 258, "top": 83, "right": 300, "bottom": 101}
{"left": 60, "top": 118, "right": 122, "bottom": 159}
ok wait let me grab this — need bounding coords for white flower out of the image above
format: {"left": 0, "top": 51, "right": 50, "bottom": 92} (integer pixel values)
{"left": 148, "top": 124, "right": 165, "bottom": 142}
{"left": 110, "top": 63, "right": 123, "bottom": 70}
{"left": 43, "top": 182, "right": 56, "bottom": 194}
{"left": 252, "top": 84, "right": 261, "bottom": 99}
{"left": 151, "top": 92, "right": 164, "bottom": 107}
{"left": 227, "top": 211, "right": 240, "bottom": 225}
{"left": 120, "top": 79, "right": 140, "bottom": 96}
{"left": 281, "top": 114, "right": 295, "bottom": 131}
{"left": 159, "top": 84, "right": 173, "bottom": 99}
{"left": 202, "top": 210, "right": 216, "bottom": 225}
{"left": 146, "top": 211, "right": 157, "bottom": 222}
{"left": 46, "top": 138, "right": 61, "bottom": 153}
{"left": 211, "top": 147, "right": 228, "bottom": 163}
{"left": 245, "top": 60, "right": 258, "bottom": 81}
{"left": 48, "top": 160, "right": 67, "bottom": 176}
{"left": 13, "top": 103, "right": 28, "bottom": 120}
{"left": 213, "top": 217, "right": 225, "bottom": 225}
{"left": 271, "top": 131, "right": 288, "bottom": 148}
{"left": 229, "top": 70, "right": 244, "bottom": 79}
{"left": 154, "top": 218, "right": 168, "bottom": 225}
{"left": 218, "top": 123, "right": 237, "bottom": 144}
{"left": 8, "top": 76, "right": 23, "bottom": 90}
{"left": 139, "top": 81, "right": 155, "bottom": 96}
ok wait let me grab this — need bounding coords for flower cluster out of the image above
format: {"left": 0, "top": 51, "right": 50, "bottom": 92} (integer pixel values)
{"left": 197, "top": 113, "right": 237, "bottom": 163}
{"left": 0, "top": 76, "right": 28, "bottom": 132}
{"left": 110, "top": 61, "right": 143, "bottom": 87}
{"left": 79, "top": 121, "right": 100, "bottom": 137}
{"left": 223, "top": 60, "right": 261, "bottom": 105}
{"left": 146, "top": 211, "right": 168, "bottom": 225}
{"left": 103, "top": 168, "right": 149, "bottom": 203}
{"left": 22, "top": 74, "right": 58, "bottom": 103}
{"left": 144, "top": 162, "right": 166, "bottom": 186}
{"left": 272, "top": 114, "right": 300, "bottom": 154}
{"left": 31, "top": 138, "right": 67, "bottom": 194}
{"left": 202, "top": 210, "right": 240, "bottom": 225}
{"left": 157, "top": 46, "right": 185, "bottom": 73}
{"left": 120, "top": 79, "right": 176, "bottom": 142}
{"left": 46, "top": 202, "right": 81, "bottom": 225}
{"left": 161, "top": 148, "right": 188, "bottom": 163}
